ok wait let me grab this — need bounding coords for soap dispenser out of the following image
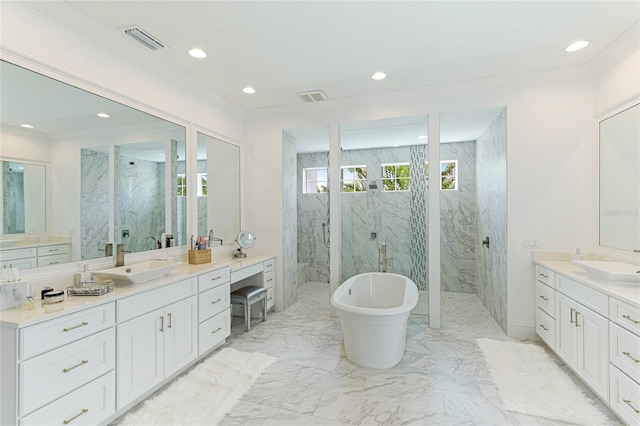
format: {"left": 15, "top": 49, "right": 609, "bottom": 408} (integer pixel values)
{"left": 77, "top": 264, "right": 93, "bottom": 287}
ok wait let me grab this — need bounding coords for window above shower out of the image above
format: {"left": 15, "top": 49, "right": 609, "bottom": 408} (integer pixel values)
{"left": 382, "top": 163, "right": 410, "bottom": 191}
{"left": 302, "top": 167, "right": 328, "bottom": 194}
{"left": 340, "top": 166, "right": 367, "bottom": 192}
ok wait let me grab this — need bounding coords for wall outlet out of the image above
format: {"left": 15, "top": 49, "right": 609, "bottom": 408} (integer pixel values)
{"left": 523, "top": 238, "right": 540, "bottom": 249}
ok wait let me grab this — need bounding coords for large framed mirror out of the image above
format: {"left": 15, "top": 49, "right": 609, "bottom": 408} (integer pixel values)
{"left": 196, "top": 132, "right": 240, "bottom": 246}
{"left": 598, "top": 102, "right": 640, "bottom": 253}
{"left": 0, "top": 59, "right": 187, "bottom": 269}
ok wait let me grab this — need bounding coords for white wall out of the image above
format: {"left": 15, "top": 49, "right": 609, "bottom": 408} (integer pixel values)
{"left": 244, "top": 67, "right": 599, "bottom": 337}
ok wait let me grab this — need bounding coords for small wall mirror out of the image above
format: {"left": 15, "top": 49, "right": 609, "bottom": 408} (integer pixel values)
{"left": 1, "top": 161, "right": 46, "bottom": 235}
{"left": 197, "top": 132, "right": 241, "bottom": 246}
{"left": 598, "top": 102, "right": 640, "bottom": 252}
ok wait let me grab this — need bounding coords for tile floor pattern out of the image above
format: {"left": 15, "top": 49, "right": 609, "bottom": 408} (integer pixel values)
{"left": 220, "top": 281, "right": 621, "bottom": 426}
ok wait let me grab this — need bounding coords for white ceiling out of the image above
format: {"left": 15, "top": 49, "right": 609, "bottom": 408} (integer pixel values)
{"left": 56, "top": 0, "right": 639, "bottom": 111}
{"left": 3, "top": 1, "right": 639, "bottom": 151}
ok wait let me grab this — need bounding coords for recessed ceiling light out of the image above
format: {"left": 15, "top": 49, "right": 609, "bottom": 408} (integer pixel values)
{"left": 188, "top": 48, "right": 207, "bottom": 59}
{"left": 242, "top": 86, "right": 256, "bottom": 94}
{"left": 20, "top": 124, "right": 34, "bottom": 129}
{"left": 371, "top": 71, "right": 387, "bottom": 80}
{"left": 564, "top": 40, "right": 590, "bottom": 52}
{"left": 97, "top": 113, "right": 110, "bottom": 118}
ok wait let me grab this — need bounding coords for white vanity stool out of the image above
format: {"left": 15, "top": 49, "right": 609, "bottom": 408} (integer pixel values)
{"left": 230, "top": 286, "right": 267, "bottom": 331}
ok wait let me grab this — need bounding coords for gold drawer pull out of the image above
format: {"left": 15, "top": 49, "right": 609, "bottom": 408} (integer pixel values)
{"left": 168, "top": 313, "right": 172, "bottom": 329}
{"left": 211, "top": 327, "right": 222, "bottom": 334}
{"left": 63, "top": 359, "right": 88, "bottom": 373}
{"left": 211, "top": 276, "right": 222, "bottom": 281}
{"left": 211, "top": 298, "right": 222, "bottom": 304}
{"left": 160, "top": 316, "right": 164, "bottom": 332}
{"left": 63, "top": 408, "right": 88, "bottom": 424}
{"left": 623, "top": 399, "right": 640, "bottom": 414}
{"left": 539, "top": 295, "right": 549, "bottom": 301}
{"left": 622, "top": 351, "right": 640, "bottom": 363}
{"left": 538, "top": 273, "right": 548, "bottom": 279}
{"left": 539, "top": 324, "right": 548, "bottom": 331}
{"left": 63, "top": 322, "right": 89, "bottom": 332}
{"left": 622, "top": 315, "right": 640, "bottom": 324}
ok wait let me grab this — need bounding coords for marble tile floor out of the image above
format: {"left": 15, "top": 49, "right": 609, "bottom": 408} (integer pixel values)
{"left": 220, "top": 281, "right": 621, "bottom": 426}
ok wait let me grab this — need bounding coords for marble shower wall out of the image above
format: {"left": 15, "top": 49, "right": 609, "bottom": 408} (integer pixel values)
{"left": 475, "top": 109, "right": 508, "bottom": 332}
{"left": 297, "top": 152, "right": 330, "bottom": 283}
{"left": 282, "top": 131, "right": 299, "bottom": 309}
{"left": 114, "top": 146, "right": 165, "bottom": 253}
{"left": 2, "top": 161, "right": 25, "bottom": 234}
{"left": 81, "top": 148, "right": 109, "bottom": 260}
{"left": 340, "top": 146, "right": 415, "bottom": 284}
{"left": 440, "top": 141, "right": 477, "bottom": 293}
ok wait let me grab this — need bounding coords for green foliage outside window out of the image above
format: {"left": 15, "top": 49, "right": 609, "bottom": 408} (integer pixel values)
{"left": 341, "top": 166, "right": 367, "bottom": 192}
{"left": 177, "top": 174, "right": 186, "bottom": 197}
{"left": 382, "top": 163, "right": 410, "bottom": 191}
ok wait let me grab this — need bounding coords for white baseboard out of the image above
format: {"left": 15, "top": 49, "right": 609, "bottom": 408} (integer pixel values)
{"left": 429, "top": 314, "right": 441, "bottom": 329}
{"left": 508, "top": 321, "right": 538, "bottom": 340}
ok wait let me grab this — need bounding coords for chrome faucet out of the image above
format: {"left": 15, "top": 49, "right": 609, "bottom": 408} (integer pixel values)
{"left": 116, "top": 244, "right": 131, "bottom": 267}
{"left": 379, "top": 242, "right": 393, "bottom": 272}
{"left": 144, "top": 236, "right": 157, "bottom": 250}
{"left": 208, "top": 229, "right": 223, "bottom": 246}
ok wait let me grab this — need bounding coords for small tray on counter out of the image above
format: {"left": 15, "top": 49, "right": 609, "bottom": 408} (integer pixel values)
{"left": 67, "top": 280, "right": 114, "bottom": 296}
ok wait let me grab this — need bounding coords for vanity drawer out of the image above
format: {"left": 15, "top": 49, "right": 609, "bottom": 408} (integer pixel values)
{"left": 536, "top": 307, "right": 555, "bottom": 349}
{"left": 610, "top": 364, "right": 640, "bottom": 426}
{"left": 535, "top": 266, "right": 555, "bottom": 287}
{"left": 1, "top": 247, "right": 37, "bottom": 261}
{"left": 198, "top": 283, "right": 230, "bottom": 323}
{"left": 20, "top": 371, "right": 115, "bottom": 426}
{"left": 19, "top": 328, "right": 115, "bottom": 416}
{"left": 610, "top": 297, "right": 640, "bottom": 336}
{"left": 556, "top": 276, "right": 608, "bottom": 317}
{"left": 37, "top": 253, "right": 70, "bottom": 267}
{"left": 20, "top": 302, "right": 115, "bottom": 360}
{"left": 263, "top": 270, "right": 275, "bottom": 289}
{"left": 117, "top": 278, "right": 196, "bottom": 322}
{"left": 264, "top": 258, "right": 275, "bottom": 273}
{"left": 610, "top": 322, "right": 640, "bottom": 383}
{"left": 231, "top": 263, "right": 263, "bottom": 284}
{"left": 198, "top": 309, "right": 230, "bottom": 356}
{"left": 535, "top": 281, "right": 555, "bottom": 317}
{"left": 267, "top": 287, "right": 274, "bottom": 310}
{"left": 37, "top": 244, "right": 69, "bottom": 256}
{"left": 198, "top": 267, "right": 230, "bottom": 292}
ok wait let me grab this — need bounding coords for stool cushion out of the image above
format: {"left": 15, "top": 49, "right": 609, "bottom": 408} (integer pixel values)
{"left": 230, "top": 286, "right": 266, "bottom": 299}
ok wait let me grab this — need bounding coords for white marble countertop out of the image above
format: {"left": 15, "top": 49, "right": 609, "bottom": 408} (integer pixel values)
{"left": 0, "top": 254, "right": 274, "bottom": 328}
{"left": 535, "top": 259, "right": 640, "bottom": 308}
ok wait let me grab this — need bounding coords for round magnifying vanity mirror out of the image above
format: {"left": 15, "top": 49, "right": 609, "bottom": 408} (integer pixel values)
{"left": 234, "top": 230, "right": 255, "bottom": 258}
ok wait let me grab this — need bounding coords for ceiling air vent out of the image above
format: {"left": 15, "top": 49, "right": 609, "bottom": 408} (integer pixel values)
{"left": 297, "top": 90, "right": 328, "bottom": 103}
{"left": 124, "top": 26, "right": 165, "bottom": 51}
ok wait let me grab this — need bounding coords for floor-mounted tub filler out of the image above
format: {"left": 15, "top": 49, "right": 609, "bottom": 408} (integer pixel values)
{"left": 332, "top": 272, "right": 419, "bottom": 369}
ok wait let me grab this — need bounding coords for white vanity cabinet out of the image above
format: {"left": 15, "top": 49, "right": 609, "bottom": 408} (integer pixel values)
{"left": 116, "top": 278, "right": 198, "bottom": 409}
{"left": 36, "top": 244, "right": 71, "bottom": 267}
{"left": 0, "top": 302, "right": 116, "bottom": 426}
{"left": 535, "top": 261, "right": 640, "bottom": 425}
{"left": 608, "top": 297, "right": 640, "bottom": 425}
{"left": 197, "top": 266, "right": 231, "bottom": 356}
{"left": 0, "top": 247, "right": 37, "bottom": 270}
{"left": 264, "top": 257, "right": 275, "bottom": 310}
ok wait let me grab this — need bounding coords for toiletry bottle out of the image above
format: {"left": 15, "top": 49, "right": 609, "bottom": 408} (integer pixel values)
{"left": 78, "top": 264, "right": 92, "bottom": 286}
{"left": 160, "top": 233, "right": 166, "bottom": 249}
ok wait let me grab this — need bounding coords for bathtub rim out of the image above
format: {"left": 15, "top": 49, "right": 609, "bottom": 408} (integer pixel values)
{"left": 331, "top": 272, "right": 419, "bottom": 316}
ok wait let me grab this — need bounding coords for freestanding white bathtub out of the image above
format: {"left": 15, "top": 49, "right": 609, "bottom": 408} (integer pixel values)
{"left": 331, "top": 272, "right": 418, "bottom": 369}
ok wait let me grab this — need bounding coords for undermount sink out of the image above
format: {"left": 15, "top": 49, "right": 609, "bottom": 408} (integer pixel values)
{"left": 572, "top": 260, "right": 640, "bottom": 284}
{"left": 94, "top": 260, "right": 178, "bottom": 285}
